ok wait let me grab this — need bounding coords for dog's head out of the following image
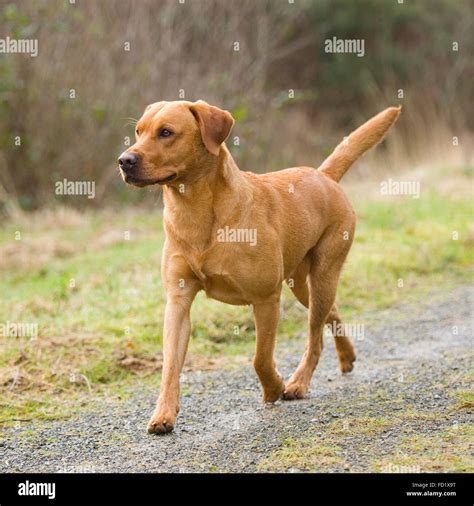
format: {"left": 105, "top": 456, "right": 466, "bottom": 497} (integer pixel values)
{"left": 118, "top": 100, "right": 234, "bottom": 187}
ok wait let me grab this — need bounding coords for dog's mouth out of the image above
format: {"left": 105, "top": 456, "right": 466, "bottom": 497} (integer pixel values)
{"left": 123, "top": 172, "right": 177, "bottom": 187}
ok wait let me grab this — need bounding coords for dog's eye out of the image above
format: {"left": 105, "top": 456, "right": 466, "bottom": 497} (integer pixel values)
{"left": 159, "top": 128, "right": 173, "bottom": 138}
{"left": 135, "top": 129, "right": 140, "bottom": 136}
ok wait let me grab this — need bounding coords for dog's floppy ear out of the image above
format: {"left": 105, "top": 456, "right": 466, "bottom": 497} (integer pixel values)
{"left": 189, "top": 101, "right": 234, "bottom": 156}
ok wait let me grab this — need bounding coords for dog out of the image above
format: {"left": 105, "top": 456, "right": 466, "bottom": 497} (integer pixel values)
{"left": 118, "top": 100, "right": 401, "bottom": 433}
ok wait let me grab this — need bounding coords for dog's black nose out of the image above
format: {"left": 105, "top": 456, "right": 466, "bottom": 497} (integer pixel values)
{"left": 118, "top": 152, "right": 139, "bottom": 173}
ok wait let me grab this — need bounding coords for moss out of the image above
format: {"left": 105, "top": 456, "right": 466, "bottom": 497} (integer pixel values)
{"left": 375, "top": 424, "right": 474, "bottom": 472}
{"left": 257, "top": 437, "right": 344, "bottom": 472}
{"left": 452, "top": 389, "right": 474, "bottom": 411}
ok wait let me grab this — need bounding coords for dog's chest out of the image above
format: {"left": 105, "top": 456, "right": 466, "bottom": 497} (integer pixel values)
{"left": 201, "top": 272, "right": 249, "bottom": 305}
{"left": 191, "top": 243, "right": 282, "bottom": 305}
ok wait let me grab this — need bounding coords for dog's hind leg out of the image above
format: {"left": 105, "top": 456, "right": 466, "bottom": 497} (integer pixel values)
{"left": 284, "top": 226, "right": 353, "bottom": 399}
{"left": 287, "top": 257, "right": 356, "bottom": 374}
{"left": 327, "top": 305, "right": 356, "bottom": 372}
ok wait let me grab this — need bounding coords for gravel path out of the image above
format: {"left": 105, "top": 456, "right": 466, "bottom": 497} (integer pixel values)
{"left": 1, "top": 286, "right": 472, "bottom": 473}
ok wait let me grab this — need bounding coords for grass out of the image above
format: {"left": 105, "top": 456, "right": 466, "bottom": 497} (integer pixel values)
{"left": 375, "top": 425, "right": 474, "bottom": 473}
{"left": 452, "top": 389, "right": 474, "bottom": 411}
{"left": 258, "top": 415, "right": 474, "bottom": 473}
{"left": 0, "top": 166, "right": 472, "bottom": 423}
{"left": 257, "top": 437, "right": 344, "bottom": 472}
{"left": 257, "top": 414, "right": 394, "bottom": 472}
{"left": 257, "top": 357, "right": 474, "bottom": 473}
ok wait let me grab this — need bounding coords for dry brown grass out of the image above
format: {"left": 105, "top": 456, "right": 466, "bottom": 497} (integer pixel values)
{"left": 0, "top": 206, "right": 158, "bottom": 270}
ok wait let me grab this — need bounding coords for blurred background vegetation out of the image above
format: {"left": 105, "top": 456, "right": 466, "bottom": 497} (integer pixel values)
{"left": 0, "top": 0, "right": 472, "bottom": 211}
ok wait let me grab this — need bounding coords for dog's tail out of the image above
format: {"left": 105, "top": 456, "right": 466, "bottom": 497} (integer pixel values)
{"left": 318, "top": 106, "right": 401, "bottom": 183}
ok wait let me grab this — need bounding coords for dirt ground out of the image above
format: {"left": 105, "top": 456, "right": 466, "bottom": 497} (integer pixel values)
{"left": 0, "top": 285, "right": 472, "bottom": 473}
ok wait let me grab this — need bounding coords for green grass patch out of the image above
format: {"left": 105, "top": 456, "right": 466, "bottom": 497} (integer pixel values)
{"left": 257, "top": 437, "right": 344, "bottom": 472}
{"left": 451, "top": 388, "right": 474, "bottom": 411}
{"left": 374, "top": 424, "right": 474, "bottom": 472}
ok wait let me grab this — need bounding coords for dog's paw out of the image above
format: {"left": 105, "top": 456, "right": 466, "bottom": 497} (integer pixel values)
{"left": 338, "top": 351, "right": 356, "bottom": 374}
{"left": 147, "top": 409, "right": 177, "bottom": 434}
{"left": 339, "top": 358, "right": 355, "bottom": 373}
{"left": 262, "top": 375, "right": 285, "bottom": 403}
{"left": 282, "top": 380, "right": 308, "bottom": 400}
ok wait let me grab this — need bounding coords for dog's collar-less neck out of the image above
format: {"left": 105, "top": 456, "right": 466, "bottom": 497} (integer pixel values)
{"left": 164, "top": 145, "right": 250, "bottom": 212}
{"left": 162, "top": 146, "right": 252, "bottom": 254}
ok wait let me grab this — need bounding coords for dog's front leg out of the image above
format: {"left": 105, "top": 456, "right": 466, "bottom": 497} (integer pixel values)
{"left": 147, "top": 280, "right": 200, "bottom": 434}
{"left": 252, "top": 295, "right": 285, "bottom": 403}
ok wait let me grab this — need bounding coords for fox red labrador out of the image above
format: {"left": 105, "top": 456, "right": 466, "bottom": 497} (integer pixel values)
{"left": 118, "top": 101, "right": 401, "bottom": 433}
